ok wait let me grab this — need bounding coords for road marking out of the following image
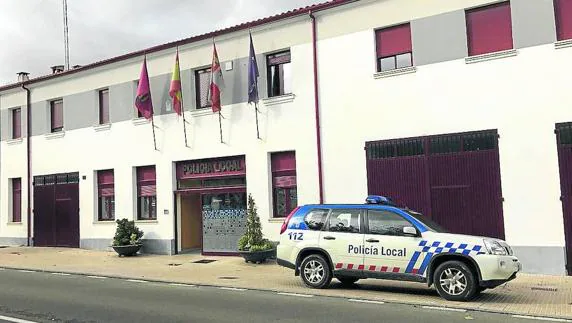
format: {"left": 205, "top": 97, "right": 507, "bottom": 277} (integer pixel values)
{"left": 51, "top": 272, "right": 71, "bottom": 276}
{"left": 219, "top": 287, "right": 246, "bottom": 291}
{"left": 512, "top": 315, "right": 572, "bottom": 322}
{"left": 169, "top": 283, "right": 196, "bottom": 287}
{"left": 126, "top": 279, "right": 148, "bottom": 283}
{"left": 348, "top": 299, "right": 385, "bottom": 305}
{"left": 422, "top": 306, "right": 466, "bottom": 312}
{"left": 277, "top": 292, "right": 314, "bottom": 298}
{"left": 17, "top": 270, "right": 34, "bottom": 273}
{"left": 87, "top": 275, "right": 106, "bottom": 279}
{"left": 0, "top": 314, "right": 39, "bottom": 323}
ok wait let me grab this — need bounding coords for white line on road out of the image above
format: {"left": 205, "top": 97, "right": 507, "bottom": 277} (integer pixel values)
{"left": 512, "top": 315, "right": 572, "bottom": 322}
{"left": 169, "top": 283, "right": 196, "bottom": 287}
{"left": 86, "top": 275, "right": 106, "bottom": 279}
{"left": 16, "top": 270, "right": 34, "bottom": 273}
{"left": 219, "top": 287, "right": 247, "bottom": 291}
{"left": 126, "top": 279, "right": 148, "bottom": 283}
{"left": 0, "top": 314, "right": 38, "bottom": 323}
{"left": 421, "top": 306, "right": 467, "bottom": 312}
{"left": 51, "top": 272, "right": 71, "bottom": 276}
{"left": 348, "top": 299, "right": 385, "bottom": 305}
{"left": 277, "top": 292, "right": 314, "bottom": 298}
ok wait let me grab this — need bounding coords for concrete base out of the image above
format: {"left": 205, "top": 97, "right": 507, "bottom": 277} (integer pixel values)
{"left": 0, "top": 237, "right": 28, "bottom": 247}
{"left": 80, "top": 239, "right": 113, "bottom": 252}
{"left": 80, "top": 238, "right": 175, "bottom": 255}
{"left": 512, "top": 246, "right": 567, "bottom": 275}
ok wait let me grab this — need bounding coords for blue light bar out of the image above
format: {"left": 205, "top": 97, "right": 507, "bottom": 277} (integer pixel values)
{"left": 365, "top": 195, "right": 396, "bottom": 206}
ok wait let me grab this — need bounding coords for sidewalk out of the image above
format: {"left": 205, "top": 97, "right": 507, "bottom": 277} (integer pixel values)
{"left": 1, "top": 247, "right": 571, "bottom": 320}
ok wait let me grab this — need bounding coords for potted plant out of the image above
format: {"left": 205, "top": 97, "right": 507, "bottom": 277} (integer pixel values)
{"left": 238, "top": 194, "right": 275, "bottom": 263}
{"left": 111, "top": 218, "right": 144, "bottom": 257}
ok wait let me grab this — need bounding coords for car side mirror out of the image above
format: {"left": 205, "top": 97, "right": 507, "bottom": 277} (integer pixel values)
{"left": 403, "top": 226, "right": 418, "bottom": 237}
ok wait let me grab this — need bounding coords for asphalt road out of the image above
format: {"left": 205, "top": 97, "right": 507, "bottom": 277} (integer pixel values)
{"left": 0, "top": 269, "right": 551, "bottom": 323}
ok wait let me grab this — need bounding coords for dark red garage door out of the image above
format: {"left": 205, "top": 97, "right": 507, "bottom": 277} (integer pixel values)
{"left": 556, "top": 123, "right": 572, "bottom": 275}
{"left": 33, "top": 172, "right": 80, "bottom": 248}
{"left": 366, "top": 130, "right": 505, "bottom": 239}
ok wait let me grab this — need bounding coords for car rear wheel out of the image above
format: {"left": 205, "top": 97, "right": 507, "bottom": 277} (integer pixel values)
{"left": 337, "top": 277, "right": 359, "bottom": 285}
{"left": 300, "top": 254, "right": 332, "bottom": 289}
{"left": 433, "top": 260, "right": 477, "bottom": 302}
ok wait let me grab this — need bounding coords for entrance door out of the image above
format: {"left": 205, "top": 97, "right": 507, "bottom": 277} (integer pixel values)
{"left": 201, "top": 192, "right": 247, "bottom": 254}
{"left": 556, "top": 123, "right": 572, "bottom": 275}
{"left": 180, "top": 194, "right": 202, "bottom": 250}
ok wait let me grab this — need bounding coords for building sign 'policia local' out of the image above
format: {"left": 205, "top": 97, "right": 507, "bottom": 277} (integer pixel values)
{"left": 180, "top": 158, "right": 244, "bottom": 177}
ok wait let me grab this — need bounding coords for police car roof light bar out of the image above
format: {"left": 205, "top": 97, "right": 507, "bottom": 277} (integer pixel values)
{"left": 365, "top": 195, "right": 396, "bottom": 206}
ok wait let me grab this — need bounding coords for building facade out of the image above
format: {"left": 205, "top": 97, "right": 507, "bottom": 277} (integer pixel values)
{"left": 0, "top": 0, "right": 571, "bottom": 275}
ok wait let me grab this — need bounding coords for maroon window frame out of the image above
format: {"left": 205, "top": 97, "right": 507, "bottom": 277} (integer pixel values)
{"left": 375, "top": 23, "right": 413, "bottom": 72}
{"left": 137, "top": 166, "right": 157, "bottom": 220}
{"left": 50, "top": 99, "right": 63, "bottom": 132}
{"left": 12, "top": 178, "right": 21, "bottom": 223}
{"left": 466, "top": 2, "right": 513, "bottom": 56}
{"left": 12, "top": 108, "right": 21, "bottom": 139}
{"left": 555, "top": 0, "right": 572, "bottom": 41}
{"left": 99, "top": 89, "right": 110, "bottom": 124}
{"left": 97, "top": 169, "right": 115, "bottom": 221}
{"left": 271, "top": 151, "right": 297, "bottom": 218}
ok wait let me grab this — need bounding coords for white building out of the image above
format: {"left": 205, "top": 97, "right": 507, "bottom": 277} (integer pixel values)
{"left": 0, "top": 0, "right": 571, "bottom": 275}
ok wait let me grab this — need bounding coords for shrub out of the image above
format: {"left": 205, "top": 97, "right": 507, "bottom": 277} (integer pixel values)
{"left": 238, "top": 194, "right": 273, "bottom": 252}
{"left": 112, "top": 218, "right": 144, "bottom": 246}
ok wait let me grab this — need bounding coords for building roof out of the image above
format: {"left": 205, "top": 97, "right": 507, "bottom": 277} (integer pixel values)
{"left": 0, "top": 0, "right": 353, "bottom": 93}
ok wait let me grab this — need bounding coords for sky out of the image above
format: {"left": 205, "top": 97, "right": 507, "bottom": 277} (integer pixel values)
{"left": 0, "top": 0, "right": 323, "bottom": 86}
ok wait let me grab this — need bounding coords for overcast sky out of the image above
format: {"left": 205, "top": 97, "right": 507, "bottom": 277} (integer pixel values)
{"left": 0, "top": 0, "right": 322, "bottom": 85}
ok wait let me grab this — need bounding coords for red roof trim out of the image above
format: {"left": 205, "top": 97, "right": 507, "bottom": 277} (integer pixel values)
{"left": 0, "top": 0, "right": 353, "bottom": 92}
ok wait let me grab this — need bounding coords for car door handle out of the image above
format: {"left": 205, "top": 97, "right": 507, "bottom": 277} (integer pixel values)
{"left": 366, "top": 238, "right": 379, "bottom": 243}
{"left": 323, "top": 236, "right": 336, "bottom": 240}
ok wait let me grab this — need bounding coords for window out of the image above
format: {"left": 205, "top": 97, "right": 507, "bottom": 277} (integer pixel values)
{"left": 12, "top": 108, "right": 21, "bottom": 139}
{"left": 98, "top": 89, "right": 110, "bottom": 124}
{"left": 195, "top": 67, "right": 211, "bottom": 109}
{"left": 555, "top": 0, "right": 572, "bottom": 41}
{"left": 136, "top": 166, "right": 156, "bottom": 220}
{"left": 50, "top": 99, "right": 63, "bottom": 132}
{"left": 466, "top": 2, "right": 513, "bottom": 56}
{"left": 97, "top": 170, "right": 115, "bottom": 221}
{"left": 328, "top": 209, "right": 362, "bottom": 233}
{"left": 11, "top": 178, "right": 21, "bottom": 223}
{"left": 267, "top": 51, "right": 291, "bottom": 97}
{"left": 375, "top": 23, "right": 413, "bottom": 72}
{"left": 367, "top": 210, "right": 412, "bottom": 236}
{"left": 304, "top": 209, "right": 329, "bottom": 231}
{"left": 271, "top": 151, "right": 297, "bottom": 217}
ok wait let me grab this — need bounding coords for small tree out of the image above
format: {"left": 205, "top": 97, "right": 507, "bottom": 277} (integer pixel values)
{"left": 112, "top": 218, "right": 144, "bottom": 246}
{"left": 238, "top": 194, "right": 272, "bottom": 252}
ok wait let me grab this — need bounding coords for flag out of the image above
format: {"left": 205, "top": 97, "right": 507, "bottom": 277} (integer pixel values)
{"left": 209, "top": 41, "right": 224, "bottom": 113}
{"left": 135, "top": 56, "right": 154, "bottom": 119}
{"left": 247, "top": 32, "right": 259, "bottom": 104}
{"left": 169, "top": 49, "right": 183, "bottom": 116}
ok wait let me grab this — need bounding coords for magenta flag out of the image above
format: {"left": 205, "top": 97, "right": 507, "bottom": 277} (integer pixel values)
{"left": 135, "top": 56, "right": 154, "bottom": 119}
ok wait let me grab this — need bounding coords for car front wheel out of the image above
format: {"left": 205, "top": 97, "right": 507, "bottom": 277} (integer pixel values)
{"left": 433, "top": 260, "right": 478, "bottom": 301}
{"left": 300, "top": 254, "right": 332, "bottom": 289}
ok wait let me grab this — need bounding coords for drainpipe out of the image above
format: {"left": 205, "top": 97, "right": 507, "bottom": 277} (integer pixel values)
{"left": 309, "top": 10, "right": 324, "bottom": 204}
{"left": 21, "top": 83, "right": 32, "bottom": 246}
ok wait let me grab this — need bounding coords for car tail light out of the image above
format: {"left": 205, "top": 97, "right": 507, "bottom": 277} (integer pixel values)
{"left": 280, "top": 206, "right": 300, "bottom": 234}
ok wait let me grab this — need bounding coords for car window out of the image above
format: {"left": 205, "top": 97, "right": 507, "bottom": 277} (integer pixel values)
{"left": 304, "top": 209, "right": 329, "bottom": 231}
{"left": 328, "top": 209, "right": 362, "bottom": 233}
{"left": 368, "top": 210, "right": 413, "bottom": 236}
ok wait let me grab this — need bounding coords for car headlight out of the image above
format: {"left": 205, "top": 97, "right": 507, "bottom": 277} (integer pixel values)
{"left": 483, "top": 239, "right": 508, "bottom": 255}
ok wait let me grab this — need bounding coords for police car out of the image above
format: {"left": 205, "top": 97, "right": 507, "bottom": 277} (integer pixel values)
{"left": 276, "top": 195, "right": 521, "bottom": 301}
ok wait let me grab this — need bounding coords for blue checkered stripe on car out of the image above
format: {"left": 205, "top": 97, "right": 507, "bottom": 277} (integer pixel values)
{"left": 404, "top": 240, "right": 485, "bottom": 276}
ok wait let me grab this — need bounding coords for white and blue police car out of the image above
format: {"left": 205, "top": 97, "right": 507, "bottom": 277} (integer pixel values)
{"left": 276, "top": 195, "right": 521, "bottom": 301}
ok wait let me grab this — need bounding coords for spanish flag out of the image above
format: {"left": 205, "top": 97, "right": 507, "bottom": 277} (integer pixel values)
{"left": 169, "top": 48, "right": 183, "bottom": 116}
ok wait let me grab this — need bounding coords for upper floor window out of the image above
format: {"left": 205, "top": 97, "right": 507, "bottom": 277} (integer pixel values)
{"left": 12, "top": 108, "right": 21, "bottom": 139}
{"left": 98, "top": 89, "right": 110, "bottom": 124}
{"left": 50, "top": 99, "right": 63, "bottom": 133}
{"left": 195, "top": 67, "right": 212, "bottom": 109}
{"left": 11, "top": 178, "right": 21, "bottom": 223}
{"left": 267, "top": 51, "right": 291, "bottom": 97}
{"left": 375, "top": 23, "right": 413, "bottom": 72}
{"left": 555, "top": 0, "right": 572, "bottom": 41}
{"left": 136, "top": 165, "right": 157, "bottom": 220}
{"left": 97, "top": 169, "right": 115, "bottom": 221}
{"left": 271, "top": 151, "right": 297, "bottom": 217}
{"left": 466, "top": 2, "right": 513, "bottom": 56}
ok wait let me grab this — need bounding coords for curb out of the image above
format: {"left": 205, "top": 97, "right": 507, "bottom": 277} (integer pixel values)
{"left": 1, "top": 265, "right": 570, "bottom": 322}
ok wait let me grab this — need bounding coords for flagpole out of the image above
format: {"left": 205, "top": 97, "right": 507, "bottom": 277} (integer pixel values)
{"left": 151, "top": 115, "right": 157, "bottom": 151}
{"left": 177, "top": 47, "right": 189, "bottom": 148}
{"left": 254, "top": 102, "right": 260, "bottom": 139}
{"left": 218, "top": 111, "right": 223, "bottom": 143}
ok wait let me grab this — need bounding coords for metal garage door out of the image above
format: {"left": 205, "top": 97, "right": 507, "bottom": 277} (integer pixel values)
{"left": 556, "top": 123, "right": 572, "bottom": 275}
{"left": 33, "top": 173, "right": 80, "bottom": 248}
{"left": 366, "top": 130, "right": 505, "bottom": 239}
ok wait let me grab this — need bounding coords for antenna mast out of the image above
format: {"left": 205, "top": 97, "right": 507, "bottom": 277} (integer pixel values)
{"left": 63, "top": 0, "right": 70, "bottom": 70}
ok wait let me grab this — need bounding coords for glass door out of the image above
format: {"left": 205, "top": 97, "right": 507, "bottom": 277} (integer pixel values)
{"left": 201, "top": 192, "right": 247, "bottom": 254}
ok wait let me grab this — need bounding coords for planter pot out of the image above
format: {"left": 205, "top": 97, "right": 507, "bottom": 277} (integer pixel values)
{"left": 239, "top": 248, "right": 275, "bottom": 264}
{"left": 112, "top": 244, "right": 142, "bottom": 257}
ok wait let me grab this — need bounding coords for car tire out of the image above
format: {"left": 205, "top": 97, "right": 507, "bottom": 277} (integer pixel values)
{"left": 433, "top": 260, "right": 478, "bottom": 302}
{"left": 337, "top": 277, "right": 359, "bottom": 285}
{"left": 300, "top": 254, "right": 332, "bottom": 289}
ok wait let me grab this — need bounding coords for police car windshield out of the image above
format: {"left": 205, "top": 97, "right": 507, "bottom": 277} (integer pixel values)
{"left": 402, "top": 209, "right": 448, "bottom": 233}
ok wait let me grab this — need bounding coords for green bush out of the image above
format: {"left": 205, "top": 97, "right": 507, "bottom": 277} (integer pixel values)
{"left": 112, "top": 219, "right": 144, "bottom": 246}
{"left": 238, "top": 194, "right": 273, "bottom": 252}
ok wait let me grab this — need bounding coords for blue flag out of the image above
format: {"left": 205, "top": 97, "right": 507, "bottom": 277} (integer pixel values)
{"left": 248, "top": 32, "right": 259, "bottom": 104}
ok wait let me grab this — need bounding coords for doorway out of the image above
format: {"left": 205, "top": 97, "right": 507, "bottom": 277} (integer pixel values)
{"left": 180, "top": 194, "right": 202, "bottom": 251}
